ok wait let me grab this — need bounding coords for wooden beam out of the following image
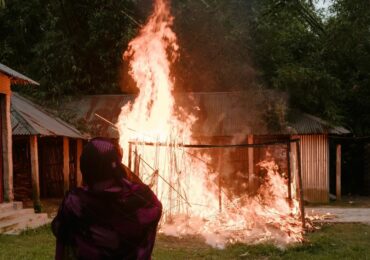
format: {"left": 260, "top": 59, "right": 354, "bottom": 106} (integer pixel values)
{"left": 287, "top": 141, "right": 292, "bottom": 201}
{"left": 30, "top": 136, "right": 41, "bottom": 211}
{"left": 76, "top": 139, "right": 83, "bottom": 187}
{"left": 128, "top": 142, "right": 132, "bottom": 170}
{"left": 1, "top": 92, "right": 13, "bottom": 201}
{"left": 248, "top": 135, "right": 254, "bottom": 194}
{"left": 296, "top": 139, "right": 306, "bottom": 229}
{"left": 336, "top": 144, "right": 342, "bottom": 201}
{"left": 218, "top": 149, "right": 222, "bottom": 213}
{"left": 134, "top": 147, "right": 140, "bottom": 178}
{"left": 63, "top": 137, "right": 70, "bottom": 194}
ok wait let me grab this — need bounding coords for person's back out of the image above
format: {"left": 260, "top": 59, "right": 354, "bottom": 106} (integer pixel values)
{"left": 52, "top": 138, "right": 162, "bottom": 260}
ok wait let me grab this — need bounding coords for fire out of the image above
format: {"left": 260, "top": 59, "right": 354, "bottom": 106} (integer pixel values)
{"left": 117, "top": 0, "right": 303, "bottom": 248}
{"left": 117, "top": 0, "right": 194, "bottom": 147}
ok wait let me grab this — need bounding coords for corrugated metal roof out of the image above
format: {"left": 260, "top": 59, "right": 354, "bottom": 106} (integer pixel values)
{"left": 177, "top": 92, "right": 262, "bottom": 136}
{"left": 62, "top": 95, "right": 134, "bottom": 138}
{"left": 288, "top": 111, "right": 351, "bottom": 135}
{"left": 11, "top": 93, "right": 86, "bottom": 138}
{"left": 61, "top": 92, "right": 350, "bottom": 138}
{"left": 0, "top": 63, "right": 39, "bottom": 85}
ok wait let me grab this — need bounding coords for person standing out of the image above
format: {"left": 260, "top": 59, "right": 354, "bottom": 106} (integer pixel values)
{"left": 52, "top": 138, "right": 162, "bottom": 259}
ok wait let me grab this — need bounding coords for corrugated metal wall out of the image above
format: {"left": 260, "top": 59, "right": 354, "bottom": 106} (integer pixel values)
{"left": 298, "top": 135, "right": 329, "bottom": 203}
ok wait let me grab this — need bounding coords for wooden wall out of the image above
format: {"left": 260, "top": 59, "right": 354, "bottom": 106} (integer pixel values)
{"left": 39, "top": 137, "right": 78, "bottom": 198}
{"left": 12, "top": 136, "right": 82, "bottom": 201}
{"left": 12, "top": 136, "right": 32, "bottom": 201}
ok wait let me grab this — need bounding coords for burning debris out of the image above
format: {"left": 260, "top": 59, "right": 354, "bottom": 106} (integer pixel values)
{"left": 160, "top": 160, "right": 303, "bottom": 248}
{"left": 117, "top": 0, "right": 304, "bottom": 248}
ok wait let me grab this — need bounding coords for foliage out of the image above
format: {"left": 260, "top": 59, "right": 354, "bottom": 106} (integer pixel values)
{"left": 1, "top": 224, "right": 370, "bottom": 259}
{"left": 0, "top": 0, "right": 137, "bottom": 99}
{"left": 324, "top": 0, "right": 370, "bottom": 135}
{"left": 0, "top": 0, "right": 46, "bottom": 74}
{"left": 170, "top": 0, "right": 256, "bottom": 93}
{"left": 249, "top": 0, "right": 370, "bottom": 135}
{"left": 0, "top": 0, "right": 369, "bottom": 134}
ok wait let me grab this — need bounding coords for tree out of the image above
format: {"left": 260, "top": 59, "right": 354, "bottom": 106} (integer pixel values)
{"left": 248, "top": 0, "right": 370, "bottom": 135}
{"left": 0, "top": 0, "right": 47, "bottom": 74}
{"left": 0, "top": 0, "right": 138, "bottom": 99}
{"left": 1, "top": 0, "right": 368, "bottom": 134}
{"left": 324, "top": 0, "right": 370, "bottom": 134}
{"left": 170, "top": 0, "right": 256, "bottom": 93}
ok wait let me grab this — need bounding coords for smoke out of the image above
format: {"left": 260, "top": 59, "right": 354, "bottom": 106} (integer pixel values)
{"left": 117, "top": 0, "right": 303, "bottom": 248}
{"left": 121, "top": 1, "right": 257, "bottom": 91}
{"left": 171, "top": 0, "right": 256, "bottom": 93}
{"left": 120, "top": 1, "right": 289, "bottom": 136}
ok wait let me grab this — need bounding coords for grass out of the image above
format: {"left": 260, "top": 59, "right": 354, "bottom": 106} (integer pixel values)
{"left": 0, "top": 225, "right": 54, "bottom": 260}
{"left": 0, "top": 224, "right": 369, "bottom": 259}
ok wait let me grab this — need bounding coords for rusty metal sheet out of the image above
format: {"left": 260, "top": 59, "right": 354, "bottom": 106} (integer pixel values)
{"left": 62, "top": 92, "right": 350, "bottom": 138}
{"left": 0, "top": 63, "right": 39, "bottom": 85}
{"left": 299, "top": 134, "right": 330, "bottom": 203}
{"left": 11, "top": 93, "right": 85, "bottom": 139}
{"left": 289, "top": 112, "right": 350, "bottom": 135}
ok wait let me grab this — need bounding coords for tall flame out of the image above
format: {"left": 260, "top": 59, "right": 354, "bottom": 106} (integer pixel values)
{"left": 117, "top": 0, "right": 303, "bottom": 248}
{"left": 118, "top": 0, "right": 193, "bottom": 148}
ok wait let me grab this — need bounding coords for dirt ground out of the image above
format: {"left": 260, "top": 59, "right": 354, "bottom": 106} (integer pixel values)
{"left": 306, "top": 207, "right": 370, "bottom": 224}
{"left": 23, "top": 199, "right": 61, "bottom": 218}
{"left": 306, "top": 196, "right": 370, "bottom": 225}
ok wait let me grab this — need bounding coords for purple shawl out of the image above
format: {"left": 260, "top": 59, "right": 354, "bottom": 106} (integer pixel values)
{"left": 52, "top": 178, "right": 162, "bottom": 260}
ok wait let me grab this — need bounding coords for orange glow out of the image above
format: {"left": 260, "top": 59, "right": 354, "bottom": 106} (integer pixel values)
{"left": 117, "top": 0, "right": 303, "bottom": 248}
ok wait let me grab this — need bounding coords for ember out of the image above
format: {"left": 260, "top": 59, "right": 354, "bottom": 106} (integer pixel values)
{"left": 117, "top": 0, "right": 304, "bottom": 248}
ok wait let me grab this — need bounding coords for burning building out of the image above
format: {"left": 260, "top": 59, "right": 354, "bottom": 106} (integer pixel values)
{"left": 116, "top": 0, "right": 304, "bottom": 247}
{"left": 57, "top": 0, "right": 351, "bottom": 248}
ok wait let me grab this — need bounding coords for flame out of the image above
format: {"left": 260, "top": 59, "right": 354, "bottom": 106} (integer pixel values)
{"left": 117, "top": 0, "right": 303, "bottom": 248}
{"left": 117, "top": 0, "right": 193, "bottom": 147}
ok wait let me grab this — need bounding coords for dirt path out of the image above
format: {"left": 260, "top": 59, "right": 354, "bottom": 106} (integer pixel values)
{"left": 306, "top": 207, "right": 370, "bottom": 225}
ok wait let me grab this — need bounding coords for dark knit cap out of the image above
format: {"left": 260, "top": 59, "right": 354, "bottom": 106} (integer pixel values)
{"left": 80, "top": 138, "right": 123, "bottom": 186}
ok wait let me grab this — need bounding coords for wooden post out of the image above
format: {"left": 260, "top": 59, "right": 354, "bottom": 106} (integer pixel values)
{"left": 336, "top": 144, "right": 342, "bottom": 201}
{"left": 76, "top": 139, "right": 83, "bottom": 187}
{"left": 248, "top": 135, "right": 254, "bottom": 193}
{"left": 296, "top": 140, "right": 306, "bottom": 229}
{"left": 128, "top": 142, "right": 132, "bottom": 170}
{"left": 218, "top": 149, "right": 222, "bottom": 213}
{"left": 63, "top": 137, "right": 70, "bottom": 194}
{"left": 134, "top": 148, "right": 140, "bottom": 177}
{"left": 1, "top": 92, "right": 13, "bottom": 202}
{"left": 287, "top": 141, "right": 292, "bottom": 201}
{"left": 30, "top": 136, "right": 41, "bottom": 211}
{"left": 0, "top": 94, "right": 3, "bottom": 203}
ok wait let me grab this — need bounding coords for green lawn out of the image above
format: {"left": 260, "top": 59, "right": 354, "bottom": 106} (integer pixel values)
{"left": 0, "top": 224, "right": 369, "bottom": 259}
